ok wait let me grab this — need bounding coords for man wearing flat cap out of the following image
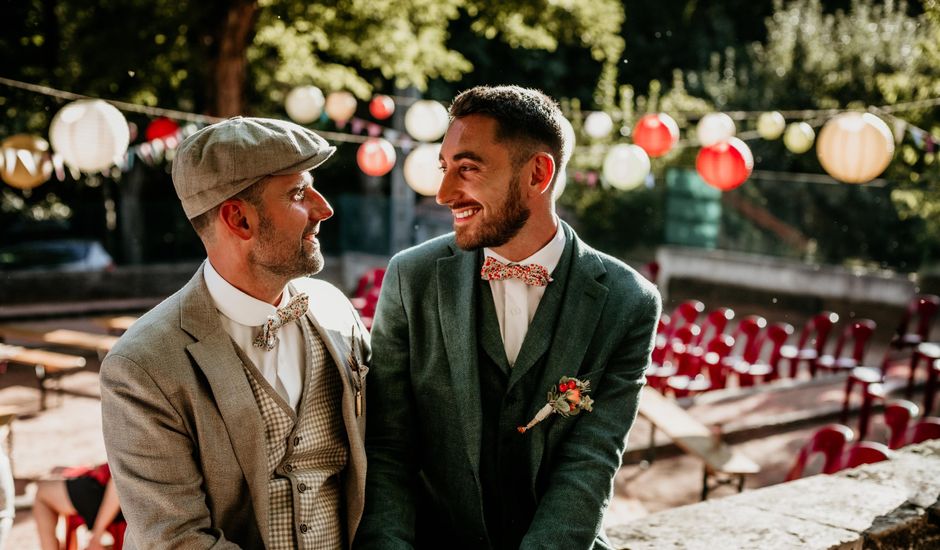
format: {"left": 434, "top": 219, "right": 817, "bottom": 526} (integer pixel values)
{"left": 101, "top": 117, "right": 369, "bottom": 549}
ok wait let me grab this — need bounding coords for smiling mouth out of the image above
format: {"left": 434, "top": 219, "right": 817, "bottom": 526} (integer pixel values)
{"left": 452, "top": 207, "right": 481, "bottom": 222}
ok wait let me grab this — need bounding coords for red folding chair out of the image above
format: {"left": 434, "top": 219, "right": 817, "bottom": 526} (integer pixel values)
{"left": 785, "top": 424, "right": 854, "bottom": 481}
{"left": 779, "top": 311, "right": 840, "bottom": 378}
{"left": 721, "top": 316, "right": 766, "bottom": 386}
{"left": 816, "top": 319, "right": 877, "bottom": 375}
{"left": 882, "top": 294, "right": 940, "bottom": 371}
{"left": 647, "top": 324, "right": 700, "bottom": 391}
{"left": 883, "top": 399, "right": 919, "bottom": 449}
{"left": 840, "top": 441, "right": 891, "bottom": 470}
{"left": 667, "top": 333, "right": 736, "bottom": 397}
{"left": 691, "top": 307, "right": 735, "bottom": 347}
{"left": 732, "top": 322, "right": 794, "bottom": 386}
{"left": 909, "top": 417, "right": 940, "bottom": 444}
{"left": 65, "top": 513, "right": 126, "bottom": 550}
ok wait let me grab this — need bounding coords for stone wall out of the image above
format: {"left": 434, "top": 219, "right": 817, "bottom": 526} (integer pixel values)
{"left": 608, "top": 440, "right": 940, "bottom": 549}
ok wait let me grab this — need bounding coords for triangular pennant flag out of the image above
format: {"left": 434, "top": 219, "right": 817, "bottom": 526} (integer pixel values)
{"left": 892, "top": 119, "right": 906, "bottom": 145}
{"left": 4, "top": 148, "right": 16, "bottom": 176}
{"left": 52, "top": 154, "right": 66, "bottom": 182}
{"left": 16, "top": 149, "right": 37, "bottom": 177}
{"left": 367, "top": 123, "right": 382, "bottom": 138}
{"left": 350, "top": 118, "right": 365, "bottom": 134}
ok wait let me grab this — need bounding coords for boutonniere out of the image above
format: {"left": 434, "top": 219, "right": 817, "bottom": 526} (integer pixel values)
{"left": 347, "top": 323, "right": 369, "bottom": 417}
{"left": 517, "top": 376, "right": 593, "bottom": 434}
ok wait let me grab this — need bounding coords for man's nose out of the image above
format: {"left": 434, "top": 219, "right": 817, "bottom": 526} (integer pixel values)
{"left": 308, "top": 188, "right": 334, "bottom": 221}
{"left": 436, "top": 170, "right": 456, "bottom": 206}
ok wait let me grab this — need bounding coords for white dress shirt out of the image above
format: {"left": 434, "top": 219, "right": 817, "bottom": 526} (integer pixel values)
{"left": 204, "top": 260, "right": 305, "bottom": 410}
{"left": 483, "top": 221, "right": 566, "bottom": 366}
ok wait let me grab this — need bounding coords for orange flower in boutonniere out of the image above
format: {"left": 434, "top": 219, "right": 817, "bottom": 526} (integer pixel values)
{"left": 517, "top": 376, "right": 594, "bottom": 434}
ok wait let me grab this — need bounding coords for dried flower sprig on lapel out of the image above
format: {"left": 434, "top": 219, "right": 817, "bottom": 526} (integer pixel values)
{"left": 517, "top": 376, "right": 593, "bottom": 434}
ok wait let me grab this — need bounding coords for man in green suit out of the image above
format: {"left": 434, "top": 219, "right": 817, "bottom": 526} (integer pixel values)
{"left": 356, "top": 86, "right": 660, "bottom": 549}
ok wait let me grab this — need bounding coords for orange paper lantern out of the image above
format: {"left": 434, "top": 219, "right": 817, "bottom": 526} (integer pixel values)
{"left": 695, "top": 138, "right": 753, "bottom": 191}
{"left": 357, "top": 138, "right": 396, "bottom": 176}
{"left": 145, "top": 117, "right": 180, "bottom": 142}
{"left": 633, "top": 113, "right": 679, "bottom": 158}
{"left": 1, "top": 134, "right": 53, "bottom": 190}
{"left": 369, "top": 95, "right": 395, "bottom": 120}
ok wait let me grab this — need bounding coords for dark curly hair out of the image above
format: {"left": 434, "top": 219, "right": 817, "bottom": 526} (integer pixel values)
{"left": 449, "top": 85, "right": 565, "bottom": 182}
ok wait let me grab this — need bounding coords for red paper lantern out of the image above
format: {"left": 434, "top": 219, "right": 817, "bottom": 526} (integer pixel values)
{"left": 369, "top": 95, "right": 395, "bottom": 120}
{"left": 357, "top": 138, "right": 397, "bottom": 176}
{"left": 695, "top": 137, "right": 753, "bottom": 191}
{"left": 145, "top": 117, "right": 180, "bottom": 141}
{"left": 633, "top": 113, "right": 679, "bottom": 158}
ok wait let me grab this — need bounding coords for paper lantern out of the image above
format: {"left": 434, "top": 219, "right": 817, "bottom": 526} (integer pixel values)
{"left": 602, "top": 144, "right": 650, "bottom": 190}
{"left": 1, "top": 134, "right": 53, "bottom": 190}
{"left": 145, "top": 117, "right": 180, "bottom": 142}
{"left": 633, "top": 113, "right": 679, "bottom": 157}
{"left": 369, "top": 95, "right": 395, "bottom": 120}
{"left": 816, "top": 112, "right": 894, "bottom": 184}
{"left": 286, "top": 86, "right": 325, "bottom": 124}
{"left": 696, "top": 137, "right": 753, "bottom": 191}
{"left": 404, "top": 143, "right": 443, "bottom": 196}
{"left": 584, "top": 111, "right": 614, "bottom": 139}
{"left": 783, "top": 122, "right": 815, "bottom": 154}
{"left": 404, "top": 100, "right": 449, "bottom": 142}
{"left": 696, "top": 113, "right": 736, "bottom": 147}
{"left": 757, "top": 111, "right": 786, "bottom": 140}
{"left": 357, "top": 138, "right": 396, "bottom": 177}
{"left": 553, "top": 115, "right": 576, "bottom": 200}
{"left": 49, "top": 99, "right": 130, "bottom": 172}
{"left": 325, "top": 91, "right": 357, "bottom": 125}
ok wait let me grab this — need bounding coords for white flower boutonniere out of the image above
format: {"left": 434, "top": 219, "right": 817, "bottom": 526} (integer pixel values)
{"left": 517, "top": 376, "right": 593, "bottom": 434}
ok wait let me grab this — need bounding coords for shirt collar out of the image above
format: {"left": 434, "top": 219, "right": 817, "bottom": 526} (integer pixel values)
{"left": 203, "top": 259, "right": 291, "bottom": 327}
{"left": 484, "top": 218, "right": 566, "bottom": 274}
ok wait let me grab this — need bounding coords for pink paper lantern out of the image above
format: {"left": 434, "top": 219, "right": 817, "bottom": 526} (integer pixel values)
{"left": 695, "top": 137, "right": 754, "bottom": 191}
{"left": 369, "top": 95, "right": 395, "bottom": 120}
{"left": 145, "top": 117, "right": 180, "bottom": 142}
{"left": 357, "top": 138, "right": 397, "bottom": 176}
{"left": 632, "top": 113, "right": 679, "bottom": 158}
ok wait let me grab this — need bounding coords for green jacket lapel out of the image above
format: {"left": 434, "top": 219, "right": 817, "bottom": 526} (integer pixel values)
{"left": 437, "top": 244, "right": 484, "bottom": 471}
{"left": 478, "top": 281, "right": 511, "bottom": 373}
{"left": 179, "top": 264, "right": 270, "bottom": 546}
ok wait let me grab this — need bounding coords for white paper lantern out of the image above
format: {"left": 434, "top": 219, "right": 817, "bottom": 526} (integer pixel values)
{"left": 325, "top": 91, "right": 357, "bottom": 124}
{"left": 49, "top": 99, "right": 129, "bottom": 172}
{"left": 757, "top": 111, "right": 786, "bottom": 140}
{"left": 696, "top": 113, "right": 736, "bottom": 147}
{"left": 602, "top": 143, "right": 650, "bottom": 191}
{"left": 285, "top": 86, "right": 325, "bottom": 124}
{"left": 816, "top": 112, "right": 894, "bottom": 184}
{"left": 404, "top": 100, "right": 449, "bottom": 142}
{"left": 583, "top": 111, "right": 614, "bottom": 139}
{"left": 404, "top": 143, "right": 443, "bottom": 196}
{"left": 553, "top": 115, "right": 576, "bottom": 200}
{"left": 783, "top": 122, "right": 815, "bottom": 154}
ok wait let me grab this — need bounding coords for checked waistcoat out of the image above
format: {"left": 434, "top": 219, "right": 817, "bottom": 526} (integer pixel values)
{"left": 237, "top": 316, "right": 349, "bottom": 549}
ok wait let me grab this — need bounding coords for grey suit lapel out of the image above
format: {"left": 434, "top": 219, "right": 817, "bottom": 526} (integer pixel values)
{"left": 179, "top": 264, "right": 270, "bottom": 546}
{"left": 437, "top": 245, "right": 483, "bottom": 471}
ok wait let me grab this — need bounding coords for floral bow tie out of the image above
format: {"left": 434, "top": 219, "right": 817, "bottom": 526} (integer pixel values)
{"left": 253, "top": 292, "right": 309, "bottom": 351}
{"left": 480, "top": 257, "right": 552, "bottom": 287}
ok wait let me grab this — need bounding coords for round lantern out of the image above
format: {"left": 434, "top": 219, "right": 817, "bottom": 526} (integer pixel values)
{"left": 696, "top": 137, "right": 753, "bottom": 191}
{"left": 1, "top": 134, "right": 53, "bottom": 190}
{"left": 404, "top": 100, "right": 449, "bottom": 142}
{"left": 602, "top": 144, "right": 650, "bottom": 191}
{"left": 584, "top": 111, "right": 614, "bottom": 139}
{"left": 325, "top": 91, "right": 357, "bottom": 125}
{"left": 696, "top": 113, "right": 736, "bottom": 147}
{"left": 633, "top": 113, "right": 679, "bottom": 157}
{"left": 783, "top": 122, "right": 815, "bottom": 154}
{"left": 404, "top": 143, "right": 443, "bottom": 196}
{"left": 145, "top": 117, "right": 180, "bottom": 142}
{"left": 49, "top": 99, "right": 130, "bottom": 172}
{"left": 816, "top": 112, "right": 894, "bottom": 184}
{"left": 757, "top": 111, "right": 786, "bottom": 140}
{"left": 285, "top": 86, "right": 325, "bottom": 124}
{"left": 356, "top": 138, "right": 396, "bottom": 177}
{"left": 369, "top": 95, "right": 395, "bottom": 120}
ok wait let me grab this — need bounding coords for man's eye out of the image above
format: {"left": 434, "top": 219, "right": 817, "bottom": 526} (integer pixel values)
{"left": 293, "top": 189, "right": 306, "bottom": 200}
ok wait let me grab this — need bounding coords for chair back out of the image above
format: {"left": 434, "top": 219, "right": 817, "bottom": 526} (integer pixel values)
{"left": 796, "top": 311, "right": 840, "bottom": 353}
{"left": 352, "top": 268, "right": 386, "bottom": 299}
{"left": 910, "top": 417, "right": 940, "bottom": 444}
{"left": 829, "top": 319, "right": 877, "bottom": 364}
{"left": 731, "top": 315, "right": 767, "bottom": 363}
{"left": 785, "top": 424, "right": 853, "bottom": 481}
{"left": 840, "top": 441, "right": 891, "bottom": 469}
{"left": 702, "top": 334, "right": 735, "bottom": 389}
{"left": 894, "top": 294, "right": 940, "bottom": 342}
{"left": 763, "top": 322, "right": 795, "bottom": 372}
{"left": 884, "top": 400, "right": 919, "bottom": 449}
{"left": 693, "top": 307, "right": 735, "bottom": 346}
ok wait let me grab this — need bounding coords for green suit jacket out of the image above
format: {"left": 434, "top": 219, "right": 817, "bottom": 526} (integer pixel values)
{"left": 356, "top": 222, "right": 660, "bottom": 549}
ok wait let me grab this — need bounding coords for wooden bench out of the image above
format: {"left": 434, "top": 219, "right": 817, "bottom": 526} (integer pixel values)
{"left": 0, "top": 344, "right": 87, "bottom": 410}
{"left": 95, "top": 316, "right": 137, "bottom": 335}
{"left": 0, "top": 325, "right": 118, "bottom": 356}
{"left": 637, "top": 386, "right": 760, "bottom": 499}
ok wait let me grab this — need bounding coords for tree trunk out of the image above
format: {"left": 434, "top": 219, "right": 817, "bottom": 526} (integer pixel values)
{"left": 211, "top": 0, "right": 258, "bottom": 118}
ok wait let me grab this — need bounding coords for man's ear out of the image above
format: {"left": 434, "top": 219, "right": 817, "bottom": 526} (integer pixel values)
{"left": 218, "top": 200, "right": 254, "bottom": 240}
{"left": 529, "top": 152, "right": 556, "bottom": 196}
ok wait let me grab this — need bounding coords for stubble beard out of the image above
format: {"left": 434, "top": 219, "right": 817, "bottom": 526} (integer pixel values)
{"left": 248, "top": 215, "right": 324, "bottom": 280}
{"left": 454, "top": 170, "right": 530, "bottom": 251}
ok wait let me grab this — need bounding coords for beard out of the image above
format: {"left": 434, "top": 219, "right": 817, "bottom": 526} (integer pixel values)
{"left": 454, "top": 170, "right": 530, "bottom": 251}
{"left": 248, "top": 214, "right": 323, "bottom": 279}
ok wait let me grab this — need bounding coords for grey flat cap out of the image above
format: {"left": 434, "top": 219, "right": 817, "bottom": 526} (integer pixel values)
{"left": 172, "top": 116, "right": 336, "bottom": 219}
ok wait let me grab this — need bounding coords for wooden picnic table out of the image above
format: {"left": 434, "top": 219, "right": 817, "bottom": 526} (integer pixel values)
{"left": 0, "top": 325, "right": 118, "bottom": 355}
{"left": 637, "top": 386, "right": 760, "bottom": 499}
{"left": 0, "top": 343, "right": 87, "bottom": 410}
